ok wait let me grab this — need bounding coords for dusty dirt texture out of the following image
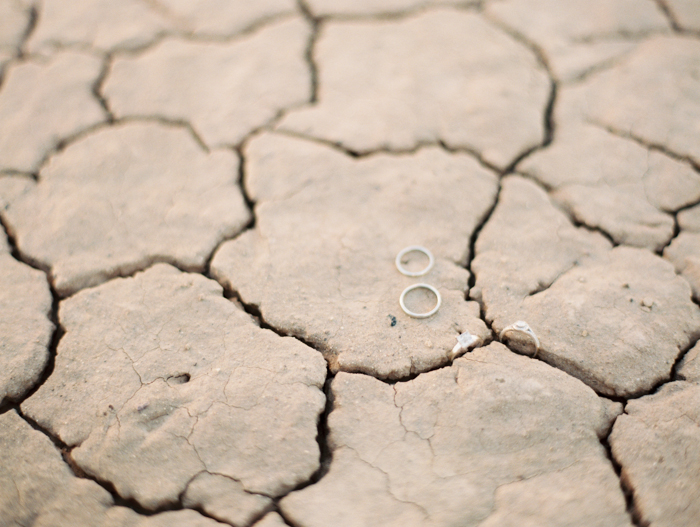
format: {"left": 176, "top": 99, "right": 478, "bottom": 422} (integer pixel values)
{"left": 2, "top": 0, "right": 700, "bottom": 525}
{"left": 211, "top": 132, "right": 496, "bottom": 380}
{"left": 0, "top": 410, "right": 222, "bottom": 526}
{"left": 0, "top": 52, "right": 106, "bottom": 174}
{"left": 485, "top": 0, "right": 669, "bottom": 82}
{"left": 665, "top": 204, "right": 700, "bottom": 301}
{"left": 104, "top": 17, "right": 310, "bottom": 149}
{"left": 182, "top": 472, "right": 273, "bottom": 527}
{"left": 276, "top": 8, "right": 551, "bottom": 168}
{"left": 520, "top": 124, "right": 700, "bottom": 251}
{"left": 610, "top": 381, "right": 700, "bottom": 527}
{"left": 280, "top": 343, "right": 631, "bottom": 527}
{"left": 0, "top": 122, "right": 250, "bottom": 296}
{"left": 21, "top": 264, "right": 327, "bottom": 510}
{"left": 472, "top": 176, "right": 700, "bottom": 397}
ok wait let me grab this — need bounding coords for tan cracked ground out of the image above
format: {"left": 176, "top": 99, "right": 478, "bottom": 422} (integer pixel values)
{"left": 1, "top": 1, "right": 699, "bottom": 526}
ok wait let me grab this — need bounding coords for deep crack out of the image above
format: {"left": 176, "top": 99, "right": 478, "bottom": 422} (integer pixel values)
{"left": 0, "top": 213, "right": 61, "bottom": 413}
{"left": 296, "top": 0, "right": 320, "bottom": 104}
{"left": 600, "top": 410, "right": 646, "bottom": 527}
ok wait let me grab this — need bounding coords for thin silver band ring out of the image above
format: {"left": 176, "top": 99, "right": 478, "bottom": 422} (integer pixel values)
{"left": 400, "top": 283, "right": 441, "bottom": 318}
{"left": 499, "top": 321, "right": 540, "bottom": 357}
{"left": 395, "top": 246, "right": 434, "bottom": 277}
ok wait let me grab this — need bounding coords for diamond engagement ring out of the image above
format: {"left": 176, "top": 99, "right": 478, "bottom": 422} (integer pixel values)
{"left": 399, "top": 283, "right": 441, "bottom": 318}
{"left": 395, "top": 246, "right": 434, "bottom": 277}
{"left": 499, "top": 321, "right": 540, "bottom": 358}
{"left": 449, "top": 330, "right": 481, "bottom": 360}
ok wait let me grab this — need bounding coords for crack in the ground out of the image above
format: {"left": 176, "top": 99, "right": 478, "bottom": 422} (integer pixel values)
{"left": 3, "top": 196, "right": 229, "bottom": 302}
{"left": 1, "top": 210, "right": 321, "bottom": 523}
{"left": 480, "top": 12, "right": 558, "bottom": 173}
{"left": 481, "top": 10, "right": 552, "bottom": 75}
{"left": 566, "top": 53, "right": 635, "bottom": 85}
{"left": 275, "top": 5, "right": 559, "bottom": 176}
{"left": 12, "top": 405, "right": 233, "bottom": 523}
{"left": 672, "top": 334, "right": 700, "bottom": 382}
{"left": 25, "top": 114, "right": 212, "bottom": 185}
{"left": 92, "top": 10, "right": 299, "bottom": 62}
{"left": 33, "top": 120, "right": 113, "bottom": 177}
{"left": 571, "top": 28, "right": 673, "bottom": 45}
{"left": 274, "top": 127, "right": 501, "bottom": 175}
{"left": 177, "top": 472, "right": 273, "bottom": 527}
{"left": 202, "top": 147, "right": 256, "bottom": 278}
{"left": 141, "top": 0, "right": 298, "bottom": 46}
{"left": 675, "top": 195, "right": 700, "bottom": 216}
{"left": 656, "top": 212, "right": 681, "bottom": 257}
{"left": 514, "top": 171, "right": 623, "bottom": 249}
{"left": 15, "top": 408, "right": 178, "bottom": 516}
{"left": 459, "top": 163, "right": 699, "bottom": 403}
{"left": 93, "top": 54, "right": 115, "bottom": 122}
{"left": 119, "top": 115, "right": 210, "bottom": 151}
{"left": 599, "top": 410, "right": 646, "bottom": 527}
{"left": 654, "top": 0, "right": 683, "bottom": 32}
{"left": 302, "top": 1, "right": 480, "bottom": 23}
{"left": 16, "top": 3, "right": 38, "bottom": 60}
{"left": 165, "top": 12, "right": 299, "bottom": 46}
{"left": 2, "top": 121, "right": 256, "bottom": 299}
{"left": 3, "top": 10, "right": 695, "bottom": 527}
{"left": 288, "top": 367, "right": 333, "bottom": 494}
{"left": 465, "top": 184, "right": 501, "bottom": 308}
{"left": 0, "top": 213, "right": 61, "bottom": 414}
{"left": 597, "top": 123, "right": 700, "bottom": 173}
{"left": 18, "top": 11, "right": 302, "bottom": 70}
{"left": 296, "top": 0, "right": 320, "bottom": 104}
{"left": 505, "top": 77, "right": 557, "bottom": 173}
{"left": 10, "top": 407, "right": 235, "bottom": 525}
{"left": 275, "top": 507, "right": 301, "bottom": 527}
{"left": 563, "top": 207, "right": 619, "bottom": 247}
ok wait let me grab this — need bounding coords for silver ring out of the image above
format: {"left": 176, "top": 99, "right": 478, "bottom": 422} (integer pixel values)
{"left": 399, "top": 283, "right": 441, "bottom": 319}
{"left": 395, "top": 246, "right": 434, "bottom": 277}
{"left": 499, "top": 321, "right": 540, "bottom": 357}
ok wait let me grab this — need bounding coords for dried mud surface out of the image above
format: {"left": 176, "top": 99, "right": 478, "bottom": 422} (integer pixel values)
{"left": 1, "top": 1, "right": 699, "bottom": 526}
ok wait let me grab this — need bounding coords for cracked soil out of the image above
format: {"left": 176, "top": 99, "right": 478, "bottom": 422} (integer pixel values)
{"left": 1, "top": 0, "right": 700, "bottom": 526}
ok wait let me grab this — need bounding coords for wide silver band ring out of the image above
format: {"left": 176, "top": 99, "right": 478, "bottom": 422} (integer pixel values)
{"left": 399, "top": 283, "right": 441, "bottom": 319}
{"left": 499, "top": 321, "right": 540, "bottom": 357}
{"left": 395, "top": 246, "right": 434, "bottom": 277}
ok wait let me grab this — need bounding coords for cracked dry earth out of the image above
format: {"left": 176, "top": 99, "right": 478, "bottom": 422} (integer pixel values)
{"left": 2, "top": 1, "right": 700, "bottom": 527}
